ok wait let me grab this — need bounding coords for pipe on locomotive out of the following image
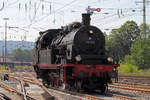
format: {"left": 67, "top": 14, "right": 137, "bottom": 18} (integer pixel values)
{"left": 82, "top": 13, "right": 90, "bottom": 26}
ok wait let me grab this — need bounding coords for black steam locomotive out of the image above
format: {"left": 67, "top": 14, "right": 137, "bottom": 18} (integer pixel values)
{"left": 33, "top": 13, "right": 119, "bottom": 93}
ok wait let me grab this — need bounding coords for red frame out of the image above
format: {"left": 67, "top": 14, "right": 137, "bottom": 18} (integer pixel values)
{"left": 35, "top": 64, "right": 119, "bottom": 83}
{"left": 72, "top": 64, "right": 117, "bottom": 77}
{"left": 37, "top": 64, "right": 119, "bottom": 69}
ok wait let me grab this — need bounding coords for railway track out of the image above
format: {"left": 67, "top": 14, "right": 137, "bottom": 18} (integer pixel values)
{"left": 116, "top": 82, "right": 150, "bottom": 89}
{"left": 0, "top": 72, "right": 141, "bottom": 100}
{"left": 0, "top": 80, "right": 36, "bottom": 100}
{"left": 10, "top": 73, "right": 140, "bottom": 100}
{"left": 11, "top": 76, "right": 87, "bottom": 100}
{"left": 9, "top": 76, "right": 54, "bottom": 100}
{"left": 109, "top": 82, "right": 150, "bottom": 94}
{"left": 0, "top": 92, "right": 11, "bottom": 100}
{"left": 106, "top": 93, "right": 139, "bottom": 100}
{"left": 21, "top": 78, "right": 139, "bottom": 100}
{"left": 119, "top": 75, "right": 150, "bottom": 79}
{"left": 0, "top": 71, "right": 54, "bottom": 100}
{"left": 118, "top": 75, "right": 150, "bottom": 85}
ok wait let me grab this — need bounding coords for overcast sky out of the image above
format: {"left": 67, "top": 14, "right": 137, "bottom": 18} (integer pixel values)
{"left": 0, "top": 0, "right": 150, "bottom": 42}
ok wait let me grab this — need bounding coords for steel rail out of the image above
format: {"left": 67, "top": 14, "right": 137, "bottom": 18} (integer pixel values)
{"left": 11, "top": 73, "right": 141, "bottom": 100}
{"left": 16, "top": 77, "right": 106, "bottom": 100}
{"left": 107, "top": 93, "right": 139, "bottom": 100}
{"left": 116, "top": 82, "right": 150, "bottom": 89}
{"left": 10, "top": 76, "right": 54, "bottom": 100}
{"left": 20, "top": 80, "right": 27, "bottom": 100}
{"left": 0, "top": 81, "right": 36, "bottom": 100}
{"left": 0, "top": 93, "right": 10, "bottom": 100}
{"left": 21, "top": 77, "right": 139, "bottom": 100}
{"left": 109, "top": 84, "right": 150, "bottom": 94}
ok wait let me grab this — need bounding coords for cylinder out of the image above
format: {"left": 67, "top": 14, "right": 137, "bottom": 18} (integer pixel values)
{"left": 82, "top": 13, "right": 90, "bottom": 26}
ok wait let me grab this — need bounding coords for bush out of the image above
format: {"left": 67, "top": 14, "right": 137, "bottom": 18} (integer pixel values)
{"left": 124, "top": 55, "right": 135, "bottom": 64}
{"left": 118, "top": 63, "right": 150, "bottom": 76}
{"left": 118, "top": 63, "right": 138, "bottom": 73}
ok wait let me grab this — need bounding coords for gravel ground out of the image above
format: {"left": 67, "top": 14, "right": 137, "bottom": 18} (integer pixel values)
{"left": 0, "top": 89, "right": 23, "bottom": 100}
{"left": 1, "top": 79, "right": 20, "bottom": 91}
{"left": 0, "top": 79, "right": 53, "bottom": 100}
{"left": 0, "top": 80, "right": 23, "bottom": 100}
{"left": 25, "top": 84, "right": 54, "bottom": 100}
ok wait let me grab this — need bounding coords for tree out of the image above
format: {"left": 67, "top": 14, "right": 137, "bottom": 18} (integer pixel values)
{"left": 23, "top": 50, "right": 33, "bottom": 62}
{"left": 123, "top": 24, "right": 150, "bottom": 69}
{"left": 129, "top": 36, "right": 150, "bottom": 69}
{"left": 12, "top": 48, "right": 33, "bottom": 62}
{"left": 106, "top": 29, "right": 123, "bottom": 63}
{"left": 118, "top": 20, "right": 140, "bottom": 51}
{"left": 139, "top": 24, "right": 150, "bottom": 38}
{"left": 106, "top": 21, "right": 140, "bottom": 63}
{"left": 12, "top": 48, "right": 24, "bottom": 61}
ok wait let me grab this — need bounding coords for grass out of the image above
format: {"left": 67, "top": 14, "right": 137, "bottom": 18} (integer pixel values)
{"left": 14, "top": 65, "right": 32, "bottom": 69}
{"left": 0, "top": 65, "right": 11, "bottom": 73}
{"left": 0, "top": 65, "right": 33, "bottom": 73}
{"left": 118, "top": 63, "right": 150, "bottom": 77}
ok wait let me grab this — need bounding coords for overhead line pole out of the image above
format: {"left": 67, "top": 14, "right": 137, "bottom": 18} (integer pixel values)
{"left": 136, "top": 0, "right": 150, "bottom": 38}
{"left": 143, "top": 0, "right": 146, "bottom": 38}
{"left": 3, "top": 18, "right": 9, "bottom": 63}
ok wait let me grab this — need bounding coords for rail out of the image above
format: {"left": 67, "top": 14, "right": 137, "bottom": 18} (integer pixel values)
{"left": 0, "top": 81, "right": 36, "bottom": 100}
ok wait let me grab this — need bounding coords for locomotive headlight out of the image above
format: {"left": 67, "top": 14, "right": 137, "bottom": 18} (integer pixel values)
{"left": 75, "top": 55, "right": 81, "bottom": 61}
{"left": 89, "top": 30, "right": 94, "bottom": 35}
{"left": 107, "top": 57, "right": 113, "bottom": 62}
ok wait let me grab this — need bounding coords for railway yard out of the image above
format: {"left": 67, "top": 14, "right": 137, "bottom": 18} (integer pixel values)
{"left": 0, "top": 70, "right": 150, "bottom": 100}
{"left": 0, "top": 0, "right": 150, "bottom": 100}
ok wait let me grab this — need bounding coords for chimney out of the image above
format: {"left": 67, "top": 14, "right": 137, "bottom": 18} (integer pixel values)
{"left": 82, "top": 13, "right": 90, "bottom": 26}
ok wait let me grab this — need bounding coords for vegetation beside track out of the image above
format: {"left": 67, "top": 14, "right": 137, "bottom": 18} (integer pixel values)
{"left": 14, "top": 65, "right": 32, "bottom": 69}
{"left": 0, "top": 65, "right": 33, "bottom": 72}
{"left": 118, "top": 63, "right": 150, "bottom": 77}
{"left": 0, "top": 65, "right": 11, "bottom": 73}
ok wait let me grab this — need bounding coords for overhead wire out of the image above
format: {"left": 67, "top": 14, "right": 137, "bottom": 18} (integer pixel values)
{"left": 28, "top": 1, "right": 42, "bottom": 26}
{"left": 93, "top": 6, "right": 142, "bottom": 24}
{"left": 89, "top": 1, "right": 145, "bottom": 30}
{"left": 95, "top": 12, "right": 142, "bottom": 31}
{"left": 27, "top": 0, "right": 78, "bottom": 27}
{"left": 22, "top": 0, "right": 78, "bottom": 41}
{"left": 0, "top": 2, "right": 5, "bottom": 11}
{"left": 2, "top": 0, "right": 150, "bottom": 41}
{"left": 27, "top": 0, "right": 142, "bottom": 39}
{"left": 41, "top": 0, "right": 64, "bottom": 6}
{"left": 5, "top": 0, "right": 19, "bottom": 8}
{"left": 22, "top": 0, "right": 78, "bottom": 37}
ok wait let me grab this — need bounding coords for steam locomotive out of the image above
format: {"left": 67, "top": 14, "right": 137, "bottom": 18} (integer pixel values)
{"left": 33, "top": 13, "right": 119, "bottom": 93}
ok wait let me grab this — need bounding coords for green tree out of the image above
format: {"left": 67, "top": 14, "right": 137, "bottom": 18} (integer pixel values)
{"left": 23, "top": 50, "right": 33, "bottom": 62}
{"left": 106, "top": 21, "right": 140, "bottom": 63}
{"left": 12, "top": 48, "right": 33, "bottom": 62}
{"left": 106, "top": 29, "right": 123, "bottom": 63}
{"left": 129, "top": 36, "right": 150, "bottom": 69}
{"left": 139, "top": 24, "right": 150, "bottom": 38}
{"left": 12, "top": 48, "right": 24, "bottom": 61}
{"left": 118, "top": 21, "right": 140, "bottom": 53}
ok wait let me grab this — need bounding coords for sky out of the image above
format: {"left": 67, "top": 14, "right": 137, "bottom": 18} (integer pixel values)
{"left": 0, "top": 0, "right": 150, "bottom": 42}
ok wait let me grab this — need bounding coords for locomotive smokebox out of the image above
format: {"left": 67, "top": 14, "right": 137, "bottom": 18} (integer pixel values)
{"left": 82, "top": 13, "right": 90, "bottom": 26}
